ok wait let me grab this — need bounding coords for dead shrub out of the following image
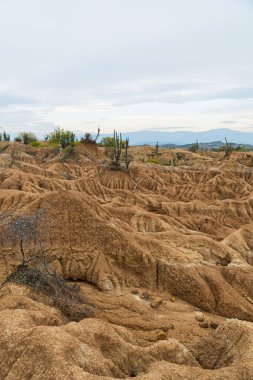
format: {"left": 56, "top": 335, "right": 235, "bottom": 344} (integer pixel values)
{"left": 6, "top": 257, "right": 92, "bottom": 321}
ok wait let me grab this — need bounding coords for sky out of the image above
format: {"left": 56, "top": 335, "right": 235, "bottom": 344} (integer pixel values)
{"left": 0, "top": 0, "right": 253, "bottom": 136}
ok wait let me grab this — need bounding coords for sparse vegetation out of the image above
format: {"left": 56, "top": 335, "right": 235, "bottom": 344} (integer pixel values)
{"left": 99, "top": 136, "right": 115, "bottom": 147}
{"left": 147, "top": 157, "right": 161, "bottom": 164}
{"left": 46, "top": 127, "right": 76, "bottom": 148}
{"left": 29, "top": 140, "right": 44, "bottom": 147}
{"left": 100, "top": 135, "right": 126, "bottom": 148}
{"left": 147, "top": 157, "right": 176, "bottom": 166}
{"left": 189, "top": 140, "right": 200, "bottom": 153}
{"left": 81, "top": 127, "right": 100, "bottom": 144}
{"left": 0, "top": 130, "right": 10, "bottom": 141}
{"left": 1, "top": 138, "right": 253, "bottom": 378}
{"left": 15, "top": 132, "right": 37, "bottom": 145}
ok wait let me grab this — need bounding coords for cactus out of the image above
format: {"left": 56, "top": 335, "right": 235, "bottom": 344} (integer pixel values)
{"left": 223, "top": 137, "right": 233, "bottom": 159}
{"left": 112, "top": 130, "right": 122, "bottom": 166}
{"left": 155, "top": 141, "right": 159, "bottom": 155}
{"left": 189, "top": 140, "right": 199, "bottom": 152}
{"left": 94, "top": 126, "right": 100, "bottom": 142}
{"left": 125, "top": 137, "right": 131, "bottom": 170}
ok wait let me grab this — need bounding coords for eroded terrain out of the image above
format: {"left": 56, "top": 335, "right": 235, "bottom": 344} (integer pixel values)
{"left": 1, "top": 142, "right": 253, "bottom": 379}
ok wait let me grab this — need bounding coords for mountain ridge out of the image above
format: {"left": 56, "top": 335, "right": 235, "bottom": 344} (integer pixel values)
{"left": 106, "top": 128, "right": 253, "bottom": 145}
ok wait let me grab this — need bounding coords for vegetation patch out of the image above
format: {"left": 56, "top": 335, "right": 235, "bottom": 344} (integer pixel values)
{"left": 147, "top": 157, "right": 176, "bottom": 166}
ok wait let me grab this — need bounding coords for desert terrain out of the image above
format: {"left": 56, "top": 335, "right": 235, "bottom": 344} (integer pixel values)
{"left": 1, "top": 141, "right": 253, "bottom": 379}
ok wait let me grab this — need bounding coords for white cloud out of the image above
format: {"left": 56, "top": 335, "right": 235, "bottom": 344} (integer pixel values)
{"left": 0, "top": 0, "right": 253, "bottom": 134}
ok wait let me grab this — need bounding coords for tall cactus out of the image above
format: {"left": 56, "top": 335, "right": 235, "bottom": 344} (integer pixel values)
{"left": 223, "top": 137, "right": 233, "bottom": 159}
{"left": 125, "top": 137, "right": 131, "bottom": 170}
{"left": 94, "top": 126, "right": 100, "bottom": 142}
{"left": 155, "top": 141, "right": 159, "bottom": 155}
{"left": 112, "top": 130, "right": 122, "bottom": 166}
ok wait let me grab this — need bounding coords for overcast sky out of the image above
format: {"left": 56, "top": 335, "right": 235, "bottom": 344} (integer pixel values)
{"left": 0, "top": 0, "right": 253, "bottom": 135}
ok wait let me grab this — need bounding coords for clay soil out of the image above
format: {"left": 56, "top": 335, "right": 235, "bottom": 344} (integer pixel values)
{"left": 1, "top": 142, "right": 253, "bottom": 379}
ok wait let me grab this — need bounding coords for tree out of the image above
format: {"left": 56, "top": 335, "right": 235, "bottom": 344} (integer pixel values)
{"left": 15, "top": 132, "right": 37, "bottom": 145}
{"left": 46, "top": 127, "right": 76, "bottom": 148}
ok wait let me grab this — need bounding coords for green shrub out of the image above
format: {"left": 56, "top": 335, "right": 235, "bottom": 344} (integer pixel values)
{"left": 147, "top": 158, "right": 160, "bottom": 164}
{"left": 46, "top": 127, "right": 76, "bottom": 148}
{"left": 147, "top": 158, "right": 176, "bottom": 166}
{"left": 99, "top": 136, "right": 126, "bottom": 148}
{"left": 29, "top": 141, "right": 43, "bottom": 147}
{"left": 147, "top": 157, "right": 176, "bottom": 166}
{"left": 15, "top": 132, "right": 37, "bottom": 145}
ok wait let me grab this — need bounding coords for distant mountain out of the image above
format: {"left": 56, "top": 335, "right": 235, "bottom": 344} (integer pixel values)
{"left": 160, "top": 141, "right": 253, "bottom": 151}
{"left": 99, "top": 128, "right": 253, "bottom": 146}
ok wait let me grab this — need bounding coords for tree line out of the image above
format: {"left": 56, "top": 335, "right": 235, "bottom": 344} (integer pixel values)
{"left": 2, "top": 127, "right": 125, "bottom": 148}
{"left": 0, "top": 127, "right": 132, "bottom": 170}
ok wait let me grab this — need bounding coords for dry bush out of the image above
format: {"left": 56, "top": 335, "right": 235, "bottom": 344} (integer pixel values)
{"left": 6, "top": 257, "right": 92, "bottom": 321}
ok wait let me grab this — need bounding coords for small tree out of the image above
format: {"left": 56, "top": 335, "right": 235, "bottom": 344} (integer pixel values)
{"left": 15, "top": 132, "right": 37, "bottom": 145}
{"left": 46, "top": 127, "right": 76, "bottom": 148}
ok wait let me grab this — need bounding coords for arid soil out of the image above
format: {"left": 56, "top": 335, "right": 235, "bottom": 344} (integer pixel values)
{"left": 1, "top": 141, "right": 253, "bottom": 379}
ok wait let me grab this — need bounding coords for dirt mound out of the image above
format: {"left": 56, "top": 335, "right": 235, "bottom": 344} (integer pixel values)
{"left": 1, "top": 142, "right": 253, "bottom": 378}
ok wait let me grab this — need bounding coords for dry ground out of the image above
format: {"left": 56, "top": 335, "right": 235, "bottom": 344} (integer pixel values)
{"left": 1, "top": 142, "right": 253, "bottom": 379}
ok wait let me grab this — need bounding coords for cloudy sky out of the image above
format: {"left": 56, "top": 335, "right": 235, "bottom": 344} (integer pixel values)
{"left": 0, "top": 0, "right": 253, "bottom": 136}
